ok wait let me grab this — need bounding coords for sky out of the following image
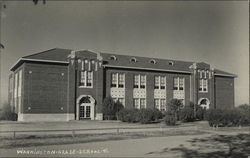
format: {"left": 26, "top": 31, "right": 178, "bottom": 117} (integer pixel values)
{"left": 0, "top": 1, "right": 249, "bottom": 106}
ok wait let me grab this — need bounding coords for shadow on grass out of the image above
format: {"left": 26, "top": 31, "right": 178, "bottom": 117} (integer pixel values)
{"left": 146, "top": 133, "right": 250, "bottom": 158}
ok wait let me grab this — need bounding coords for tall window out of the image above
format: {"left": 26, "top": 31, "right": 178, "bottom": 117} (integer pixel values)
{"left": 173, "top": 77, "right": 184, "bottom": 91}
{"left": 155, "top": 76, "right": 166, "bottom": 89}
{"left": 111, "top": 73, "right": 125, "bottom": 88}
{"left": 134, "top": 74, "right": 146, "bottom": 89}
{"left": 199, "top": 79, "right": 208, "bottom": 92}
{"left": 134, "top": 98, "right": 146, "bottom": 109}
{"left": 80, "top": 71, "right": 93, "bottom": 88}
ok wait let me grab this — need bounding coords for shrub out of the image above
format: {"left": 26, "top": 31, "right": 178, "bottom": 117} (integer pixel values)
{"left": 164, "top": 111, "right": 176, "bottom": 126}
{"left": 0, "top": 103, "right": 17, "bottom": 121}
{"left": 206, "top": 106, "right": 250, "bottom": 127}
{"left": 166, "top": 99, "right": 184, "bottom": 121}
{"left": 196, "top": 106, "right": 206, "bottom": 120}
{"left": 117, "top": 108, "right": 140, "bottom": 123}
{"left": 117, "top": 108, "right": 163, "bottom": 124}
{"left": 102, "top": 96, "right": 124, "bottom": 120}
{"left": 179, "top": 105, "right": 195, "bottom": 122}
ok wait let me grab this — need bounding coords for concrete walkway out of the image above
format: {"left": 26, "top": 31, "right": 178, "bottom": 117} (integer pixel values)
{"left": 0, "top": 133, "right": 212, "bottom": 157}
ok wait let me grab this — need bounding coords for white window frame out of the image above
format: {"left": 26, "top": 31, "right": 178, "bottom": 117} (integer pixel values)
{"left": 173, "top": 77, "right": 184, "bottom": 91}
{"left": 134, "top": 98, "right": 146, "bottom": 109}
{"left": 111, "top": 73, "right": 125, "bottom": 88}
{"left": 154, "top": 99, "right": 166, "bottom": 111}
{"left": 199, "top": 79, "right": 208, "bottom": 93}
{"left": 155, "top": 76, "right": 166, "bottom": 90}
{"left": 79, "top": 71, "right": 93, "bottom": 88}
{"left": 134, "top": 74, "right": 146, "bottom": 89}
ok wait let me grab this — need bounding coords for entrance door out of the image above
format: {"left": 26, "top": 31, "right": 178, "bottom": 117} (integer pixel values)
{"left": 77, "top": 95, "right": 95, "bottom": 120}
{"left": 79, "top": 104, "right": 91, "bottom": 120}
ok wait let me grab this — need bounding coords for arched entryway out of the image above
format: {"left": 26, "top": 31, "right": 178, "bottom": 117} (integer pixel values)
{"left": 76, "top": 95, "right": 95, "bottom": 120}
{"left": 198, "top": 98, "right": 210, "bottom": 109}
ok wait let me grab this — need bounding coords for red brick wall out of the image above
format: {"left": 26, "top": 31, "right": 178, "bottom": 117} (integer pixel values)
{"left": 215, "top": 76, "right": 235, "bottom": 108}
{"left": 22, "top": 63, "right": 68, "bottom": 113}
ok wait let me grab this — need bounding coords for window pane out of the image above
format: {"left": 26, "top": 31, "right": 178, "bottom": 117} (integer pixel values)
{"left": 140, "top": 75, "right": 146, "bottom": 89}
{"left": 134, "top": 99, "right": 140, "bottom": 109}
{"left": 134, "top": 75, "right": 139, "bottom": 88}
{"left": 154, "top": 99, "right": 160, "bottom": 110}
{"left": 118, "top": 73, "right": 125, "bottom": 88}
{"left": 203, "top": 79, "right": 208, "bottom": 92}
{"left": 174, "top": 77, "right": 178, "bottom": 90}
{"left": 111, "top": 73, "right": 117, "bottom": 87}
{"left": 140, "top": 98, "right": 146, "bottom": 109}
{"left": 199, "top": 79, "right": 203, "bottom": 91}
{"left": 154, "top": 76, "right": 159, "bottom": 89}
{"left": 87, "top": 71, "right": 92, "bottom": 86}
{"left": 179, "top": 78, "right": 184, "bottom": 90}
{"left": 160, "top": 99, "right": 166, "bottom": 111}
{"left": 80, "top": 71, "right": 85, "bottom": 86}
{"left": 160, "top": 76, "right": 165, "bottom": 89}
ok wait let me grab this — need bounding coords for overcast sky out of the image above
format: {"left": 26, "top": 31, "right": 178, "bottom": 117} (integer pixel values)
{"left": 0, "top": 1, "right": 248, "bottom": 106}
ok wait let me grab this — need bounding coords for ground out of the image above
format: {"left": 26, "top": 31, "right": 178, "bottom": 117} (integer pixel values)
{"left": 0, "top": 120, "right": 249, "bottom": 157}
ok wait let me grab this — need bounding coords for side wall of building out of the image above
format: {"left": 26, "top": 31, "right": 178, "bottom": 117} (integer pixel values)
{"left": 19, "top": 62, "right": 71, "bottom": 121}
{"left": 215, "top": 76, "right": 235, "bottom": 109}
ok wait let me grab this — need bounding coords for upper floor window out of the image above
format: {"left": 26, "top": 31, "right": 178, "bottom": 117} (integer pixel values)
{"left": 199, "top": 79, "right": 208, "bottom": 92}
{"left": 134, "top": 74, "right": 146, "bottom": 89}
{"left": 111, "top": 73, "right": 125, "bottom": 88}
{"left": 154, "top": 76, "right": 166, "bottom": 89}
{"left": 80, "top": 71, "right": 93, "bottom": 88}
{"left": 173, "top": 77, "right": 185, "bottom": 91}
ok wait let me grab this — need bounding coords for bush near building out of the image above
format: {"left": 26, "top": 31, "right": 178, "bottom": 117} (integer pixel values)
{"left": 164, "top": 99, "right": 207, "bottom": 125}
{"left": 117, "top": 108, "right": 163, "bottom": 124}
{"left": 0, "top": 103, "right": 17, "bottom": 121}
{"left": 206, "top": 104, "right": 250, "bottom": 127}
{"left": 102, "top": 96, "right": 124, "bottom": 120}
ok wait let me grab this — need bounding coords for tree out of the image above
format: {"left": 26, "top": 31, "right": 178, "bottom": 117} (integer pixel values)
{"left": 166, "top": 99, "right": 184, "bottom": 121}
{"left": 102, "top": 96, "right": 124, "bottom": 120}
{"left": 102, "top": 96, "right": 115, "bottom": 120}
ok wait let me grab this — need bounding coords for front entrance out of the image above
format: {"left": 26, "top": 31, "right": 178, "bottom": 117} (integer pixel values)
{"left": 76, "top": 95, "right": 95, "bottom": 120}
{"left": 79, "top": 104, "right": 91, "bottom": 119}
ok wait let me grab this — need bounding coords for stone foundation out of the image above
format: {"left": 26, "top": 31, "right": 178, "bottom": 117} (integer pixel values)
{"left": 18, "top": 113, "right": 75, "bottom": 121}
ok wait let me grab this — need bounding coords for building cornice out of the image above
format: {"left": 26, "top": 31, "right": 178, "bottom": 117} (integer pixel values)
{"left": 10, "top": 58, "right": 69, "bottom": 71}
{"left": 214, "top": 73, "right": 237, "bottom": 78}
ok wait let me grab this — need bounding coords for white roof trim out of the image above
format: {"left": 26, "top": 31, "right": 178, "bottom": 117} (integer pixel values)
{"left": 214, "top": 73, "right": 237, "bottom": 77}
{"left": 103, "top": 65, "right": 191, "bottom": 74}
{"left": 10, "top": 58, "right": 69, "bottom": 71}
